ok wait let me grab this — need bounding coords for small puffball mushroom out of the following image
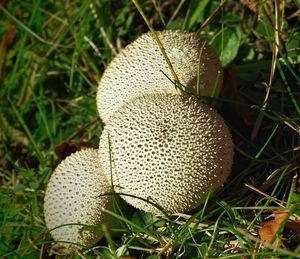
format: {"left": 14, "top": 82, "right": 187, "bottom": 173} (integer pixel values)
{"left": 44, "top": 148, "right": 114, "bottom": 250}
{"left": 99, "top": 93, "right": 234, "bottom": 214}
{"left": 97, "top": 30, "right": 223, "bottom": 123}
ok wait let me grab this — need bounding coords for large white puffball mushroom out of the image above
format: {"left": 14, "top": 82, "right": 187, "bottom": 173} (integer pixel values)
{"left": 97, "top": 30, "right": 223, "bottom": 123}
{"left": 99, "top": 93, "right": 234, "bottom": 214}
{"left": 44, "top": 149, "right": 114, "bottom": 250}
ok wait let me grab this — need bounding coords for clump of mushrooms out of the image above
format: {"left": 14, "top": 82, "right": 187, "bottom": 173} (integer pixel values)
{"left": 44, "top": 29, "right": 233, "bottom": 250}
{"left": 44, "top": 149, "right": 115, "bottom": 250}
{"left": 99, "top": 93, "right": 234, "bottom": 214}
{"left": 96, "top": 30, "right": 223, "bottom": 123}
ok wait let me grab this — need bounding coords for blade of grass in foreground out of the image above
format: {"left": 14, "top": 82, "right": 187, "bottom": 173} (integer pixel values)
{"left": 0, "top": 4, "right": 64, "bottom": 47}
{"left": 9, "top": 99, "right": 43, "bottom": 163}
{"left": 0, "top": 240, "right": 23, "bottom": 259}
{"left": 102, "top": 209, "right": 165, "bottom": 244}
{"left": 132, "top": 0, "right": 180, "bottom": 84}
{"left": 255, "top": 125, "right": 278, "bottom": 159}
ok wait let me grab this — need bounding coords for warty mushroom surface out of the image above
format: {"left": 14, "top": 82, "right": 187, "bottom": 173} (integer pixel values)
{"left": 99, "top": 93, "right": 234, "bottom": 214}
{"left": 44, "top": 148, "right": 115, "bottom": 250}
{"left": 97, "top": 30, "right": 223, "bottom": 123}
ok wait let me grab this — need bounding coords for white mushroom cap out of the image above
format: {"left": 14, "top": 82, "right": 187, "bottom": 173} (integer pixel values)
{"left": 44, "top": 148, "right": 114, "bottom": 250}
{"left": 97, "top": 30, "right": 223, "bottom": 123}
{"left": 99, "top": 93, "right": 234, "bottom": 214}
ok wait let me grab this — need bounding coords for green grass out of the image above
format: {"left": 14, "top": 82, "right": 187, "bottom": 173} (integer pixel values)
{"left": 0, "top": 0, "right": 300, "bottom": 258}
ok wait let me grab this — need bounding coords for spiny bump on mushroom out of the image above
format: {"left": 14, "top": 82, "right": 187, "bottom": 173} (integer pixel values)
{"left": 96, "top": 30, "right": 223, "bottom": 123}
{"left": 44, "top": 148, "right": 115, "bottom": 251}
{"left": 98, "top": 93, "right": 234, "bottom": 214}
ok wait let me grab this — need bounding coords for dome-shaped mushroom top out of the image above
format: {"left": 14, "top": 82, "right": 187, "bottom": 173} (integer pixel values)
{"left": 44, "top": 148, "right": 114, "bottom": 250}
{"left": 97, "top": 30, "right": 223, "bottom": 123}
{"left": 99, "top": 93, "right": 233, "bottom": 214}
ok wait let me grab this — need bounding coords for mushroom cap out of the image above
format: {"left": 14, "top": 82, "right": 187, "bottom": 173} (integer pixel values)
{"left": 44, "top": 148, "right": 114, "bottom": 250}
{"left": 99, "top": 93, "right": 234, "bottom": 214}
{"left": 97, "top": 30, "right": 223, "bottom": 123}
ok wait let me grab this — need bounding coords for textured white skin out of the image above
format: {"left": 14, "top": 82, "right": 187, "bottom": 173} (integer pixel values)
{"left": 99, "top": 93, "right": 234, "bottom": 214}
{"left": 97, "top": 30, "right": 223, "bottom": 123}
{"left": 44, "top": 149, "right": 113, "bottom": 249}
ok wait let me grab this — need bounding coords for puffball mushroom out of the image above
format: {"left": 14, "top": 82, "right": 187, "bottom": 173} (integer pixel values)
{"left": 97, "top": 30, "right": 223, "bottom": 123}
{"left": 44, "top": 148, "right": 114, "bottom": 250}
{"left": 99, "top": 93, "right": 234, "bottom": 214}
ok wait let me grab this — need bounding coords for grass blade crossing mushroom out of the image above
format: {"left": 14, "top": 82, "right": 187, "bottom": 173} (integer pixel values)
{"left": 44, "top": 148, "right": 116, "bottom": 251}
{"left": 96, "top": 30, "right": 223, "bottom": 123}
{"left": 99, "top": 93, "right": 234, "bottom": 214}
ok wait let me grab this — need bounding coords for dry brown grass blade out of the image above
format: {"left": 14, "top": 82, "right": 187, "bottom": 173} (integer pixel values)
{"left": 20, "top": 228, "right": 46, "bottom": 257}
{"left": 166, "top": 0, "right": 186, "bottom": 27}
{"left": 89, "top": 3, "right": 117, "bottom": 56}
{"left": 251, "top": 0, "right": 282, "bottom": 140}
{"left": 132, "top": 0, "right": 180, "bottom": 84}
{"left": 244, "top": 183, "right": 286, "bottom": 206}
{"left": 196, "top": 0, "right": 228, "bottom": 35}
